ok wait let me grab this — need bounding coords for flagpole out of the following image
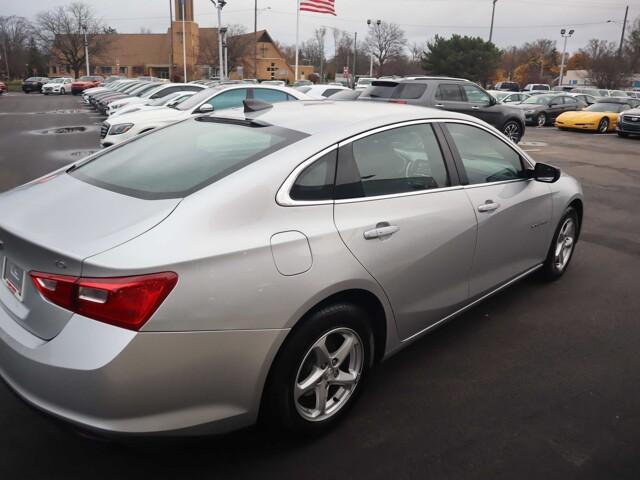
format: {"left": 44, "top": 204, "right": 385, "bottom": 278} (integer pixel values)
{"left": 295, "top": 0, "right": 300, "bottom": 82}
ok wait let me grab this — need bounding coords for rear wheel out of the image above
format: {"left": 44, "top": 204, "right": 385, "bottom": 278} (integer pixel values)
{"left": 502, "top": 120, "right": 523, "bottom": 143}
{"left": 60, "top": 87, "right": 65, "bottom": 95}
{"left": 536, "top": 112, "right": 547, "bottom": 127}
{"left": 597, "top": 117, "right": 609, "bottom": 133}
{"left": 261, "top": 303, "right": 373, "bottom": 435}
{"left": 541, "top": 207, "right": 579, "bottom": 281}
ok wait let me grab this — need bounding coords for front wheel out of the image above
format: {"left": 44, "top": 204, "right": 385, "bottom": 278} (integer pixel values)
{"left": 502, "top": 120, "right": 523, "bottom": 143}
{"left": 261, "top": 303, "right": 373, "bottom": 435}
{"left": 60, "top": 88, "right": 65, "bottom": 95}
{"left": 540, "top": 207, "right": 579, "bottom": 281}
{"left": 597, "top": 117, "right": 609, "bottom": 133}
{"left": 536, "top": 112, "right": 547, "bottom": 127}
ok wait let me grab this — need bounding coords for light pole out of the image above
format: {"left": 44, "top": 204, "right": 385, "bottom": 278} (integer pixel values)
{"left": 367, "top": 19, "right": 381, "bottom": 77}
{"left": 558, "top": 28, "right": 574, "bottom": 87}
{"left": 353, "top": 32, "right": 357, "bottom": 88}
{"left": 489, "top": 0, "right": 498, "bottom": 44}
{"left": 220, "top": 27, "right": 228, "bottom": 79}
{"left": 210, "top": 0, "right": 227, "bottom": 80}
{"left": 82, "top": 24, "right": 90, "bottom": 75}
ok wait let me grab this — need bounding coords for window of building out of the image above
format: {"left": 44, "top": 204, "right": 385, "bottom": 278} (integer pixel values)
{"left": 119, "top": 66, "right": 128, "bottom": 76}
{"left": 101, "top": 66, "right": 113, "bottom": 75}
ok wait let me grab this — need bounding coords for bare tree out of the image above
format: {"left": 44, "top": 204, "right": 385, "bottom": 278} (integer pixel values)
{"left": 0, "top": 16, "right": 33, "bottom": 79}
{"left": 625, "top": 17, "right": 640, "bottom": 73}
{"left": 35, "top": 2, "right": 110, "bottom": 78}
{"left": 582, "top": 39, "right": 628, "bottom": 88}
{"left": 365, "top": 21, "right": 406, "bottom": 75}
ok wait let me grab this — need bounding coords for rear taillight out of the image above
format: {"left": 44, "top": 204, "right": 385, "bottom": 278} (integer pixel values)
{"left": 31, "top": 272, "right": 178, "bottom": 331}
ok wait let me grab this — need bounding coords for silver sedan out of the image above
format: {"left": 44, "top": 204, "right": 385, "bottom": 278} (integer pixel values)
{"left": 0, "top": 101, "right": 583, "bottom": 436}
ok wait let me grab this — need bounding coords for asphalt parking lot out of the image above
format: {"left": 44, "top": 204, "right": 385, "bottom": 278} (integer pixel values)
{"left": 0, "top": 92, "right": 639, "bottom": 479}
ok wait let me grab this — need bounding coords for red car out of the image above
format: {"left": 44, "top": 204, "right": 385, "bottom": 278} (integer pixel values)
{"left": 71, "top": 75, "right": 104, "bottom": 95}
{"left": 0, "top": 81, "right": 6, "bottom": 95}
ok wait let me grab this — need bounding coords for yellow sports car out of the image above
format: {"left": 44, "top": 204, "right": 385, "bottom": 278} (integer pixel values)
{"left": 555, "top": 99, "right": 633, "bottom": 133}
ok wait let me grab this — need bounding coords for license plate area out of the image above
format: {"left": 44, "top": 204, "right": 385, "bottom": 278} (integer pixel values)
{"left": 2, "top": 256, "right": 26, "bottom": 301}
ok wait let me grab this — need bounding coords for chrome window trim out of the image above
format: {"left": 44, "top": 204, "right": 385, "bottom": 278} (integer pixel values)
{"left": 276, "top": 117, "right": 535, "bottom": 207}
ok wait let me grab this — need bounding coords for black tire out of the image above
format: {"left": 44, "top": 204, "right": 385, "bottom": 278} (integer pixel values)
{"left": 502, "top": 120, "right": 523, "bottom": 143}
{"left": 540, "top": 207, "right": 579, "bottom": 281}
{"left": 597, "top": 117, "right": 609, "bottom": 133}
{"left": 261, "top": 302, "right": 374, "bottom": 435}
{"left": 60, "top": 88, "right": 65, "bottom": 95}
{"left": 617, "top": 132, "right": 629, "bottom": 138}
{"left": 536, "top": 112, "right": 547, "bottom": 127}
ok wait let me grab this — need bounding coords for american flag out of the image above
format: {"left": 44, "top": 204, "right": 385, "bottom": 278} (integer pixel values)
{"left": 300, "top": 0, "right": 336, "bottom": 16}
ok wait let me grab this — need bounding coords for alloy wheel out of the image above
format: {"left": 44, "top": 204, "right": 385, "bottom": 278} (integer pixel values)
{"left": 598, "top": 118, "right": 609, "bottom": 133}
{"left": 294, "top": 327, "right": 364, "bottom": 422}
{"left": 503, "top": 122, "right": 521, "bottom": 143}
{"left": 554, "top": 217, "right": 576, "bottom": 272}
{"left": 537, "top": 113, "right": 547, "bottom": 127}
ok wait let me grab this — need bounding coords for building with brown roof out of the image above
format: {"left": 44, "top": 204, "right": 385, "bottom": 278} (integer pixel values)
{"left": 48, "top": 0, "right": 313, "bottom": 83}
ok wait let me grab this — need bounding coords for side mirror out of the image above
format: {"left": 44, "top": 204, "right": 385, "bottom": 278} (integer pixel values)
{"left": 529, "top": 162, "right": 561, "bottom": 183}
{"left": 197, "top": 104, "right": 214, "bottom": 114}
{"left": 489, "top": 96, "right": 497, "bottom": 106}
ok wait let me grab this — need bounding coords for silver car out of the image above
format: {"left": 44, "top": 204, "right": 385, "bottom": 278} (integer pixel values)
{"left": 0, "top": 101, "right": 583, "bottom": 436}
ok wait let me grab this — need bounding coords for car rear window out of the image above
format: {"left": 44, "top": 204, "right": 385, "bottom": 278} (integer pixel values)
{"left": 71, "top": 118, "right": 308, "bottom": 199}
{"left": 363, "top": 82, "right": 427, "bottom": 99}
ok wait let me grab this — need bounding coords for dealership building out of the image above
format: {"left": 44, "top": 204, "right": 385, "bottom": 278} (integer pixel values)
{"left": 48, "top": 0, "right": 313, "bottom": 83}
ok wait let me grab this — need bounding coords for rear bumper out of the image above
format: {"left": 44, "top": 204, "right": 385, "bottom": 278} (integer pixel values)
{"left": 0, "top": 304, "right": 288, "bottom": 436}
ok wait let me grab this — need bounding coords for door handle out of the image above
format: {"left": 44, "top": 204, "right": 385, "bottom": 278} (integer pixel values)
{"left": 471, "top": 106, "right": 480, "bottom": 110}
{"left": 364, "top": 224, "right": 400, "bottom": 240}
{"left": 434, "top": 104, "right": 445, "bottom": 108}
{"left": 477, "top": 201, "right": 500, "bottom": 212}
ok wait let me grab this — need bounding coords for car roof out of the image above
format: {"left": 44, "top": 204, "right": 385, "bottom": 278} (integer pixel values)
{"left": 210, "top": 100, "right": 480, "bottom": 137}
{"left": 596, "top": 97, "right": 633, "bottom": 104}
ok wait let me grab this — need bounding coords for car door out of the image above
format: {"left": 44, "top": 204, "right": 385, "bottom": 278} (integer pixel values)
{"left": 332, "top": 122, "right": 478, "bottom": 340}
{"left": 562, "top": 95, "right": 582, "bottom": 113}
{"left": 460, "top": 84, "right": 503, "bottom": 127}
{"left": 432, "top": 83, "right": 468, "bottom": 115}
{"left": 442, "top": 121, "right": 553, "bottom": 299}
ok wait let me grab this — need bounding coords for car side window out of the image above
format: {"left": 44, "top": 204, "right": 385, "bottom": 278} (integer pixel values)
{"left": 322, "top": 88, "right": 341, "bottom": 98}
{"left": 252, "top": 88, "right": 290, "bottom": 103}
{"left": 446, "top": 123, "right": 525, "bottom": 185}
{"left": 564, "top": 96, "right": 577, "bottom": 104}
{"left": 462, "top": 85, "right": 491, "bottom": 104}
{"left": 435, "top": 84, "right": 464, "bottom": 102}
{"left": 336, "top": 124, "right": 450, "bottom": 199}
{"left": 205, "top": 89, "right": 247, "bottom": 110}
{"left": 290, "top": 150, "right": 337, "bottom": 201}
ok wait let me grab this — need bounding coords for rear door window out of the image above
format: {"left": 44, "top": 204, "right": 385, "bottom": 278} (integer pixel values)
{"left": 336, "top": 123, "right": 450, "bottom": 199}
{"left": 435, "top": 84, "right": 464, "bottom": 102}
{"left": 251, "top": 88, "right": 291, "bottom": 103}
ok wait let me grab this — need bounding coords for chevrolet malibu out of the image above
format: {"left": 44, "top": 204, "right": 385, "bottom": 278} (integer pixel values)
{"left": 0, "top": 101, "right": 583, "bottom": 437}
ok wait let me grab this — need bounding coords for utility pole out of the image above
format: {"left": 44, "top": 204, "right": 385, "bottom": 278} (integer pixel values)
{"left": 169, "top": 0, "right": 174, "bottom": 81}
{"left": 221, "top": 28, "right": 228, "bottom": 79}
{"left": 353, "top": 32, "right": 357, "bottom": 88}
{"left": 489, "top": 0, "right": 498, "bottom": 44}
{"left": 82, "top": 24, "right": 90, "bottom": 75}
{"left": 181, "top": 0, "right": 187, "bottom": 81}
{"left": 619, "top": 5, "right": 629, "bottom": 57}
{"left": 559, "top": 29, "right": 574, "bottom": 87}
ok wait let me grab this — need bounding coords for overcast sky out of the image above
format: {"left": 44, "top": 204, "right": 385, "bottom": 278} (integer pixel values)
{"left": 2, "top": 0, "right": 639, "bottom": 54}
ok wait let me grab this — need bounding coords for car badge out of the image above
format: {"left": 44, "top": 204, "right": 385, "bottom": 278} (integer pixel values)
{"left": 55, "top": 260, "right": 67, "bottom": 270}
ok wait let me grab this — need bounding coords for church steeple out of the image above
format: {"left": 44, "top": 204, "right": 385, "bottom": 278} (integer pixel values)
{"left": 175, "top": 0, "right": 194, "bottom": 22}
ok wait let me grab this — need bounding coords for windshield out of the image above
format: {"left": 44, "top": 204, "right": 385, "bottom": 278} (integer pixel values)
{"left": 523, "top": 95, "right": 556, "bottom": 105}
{"left": 587, "top": 103, "right": 630, "bottom": 113}
{"left": 491, "top": 91, "right": 508, "bottom": 101}
{"left": 50, "top": 78, "right": 65, "bottom": 84}
{"left": 357, "top": 78, "right": 373, "bottom": 85}
{"left": 132, "top": 83, "right": 159, "bottom": 97}
{"left": 362, "top": 82, "right": 427, "bottom": 99}
{"left": 148, "top": 92, "right": 181, "bottom": 106}
{"left": 610, "top": 90, "right": 627, "bottom": 97}
{"left": 26, "top": 77, "right": 39, "bottom": 81}
{"left": 78, "top": 76, "right": 93, "bottom": 81}
{"left": 71, "top": 118, "right": 308, "bottom": 199}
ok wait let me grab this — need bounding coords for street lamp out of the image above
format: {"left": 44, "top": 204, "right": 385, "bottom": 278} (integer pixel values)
{"left": 367, "top": 19, "right": 381, "bottom": 77}
{"left": 81, "top": 24, "right": 90, "bottom": 76}
{"left": 558, "top": 28, "right": 574, "bottom": 88}
{"left": 210, "top": 0, "right": 227, "bottom": 80}
{"left": 220, "top": 27, "right": 228, "bottom": 80}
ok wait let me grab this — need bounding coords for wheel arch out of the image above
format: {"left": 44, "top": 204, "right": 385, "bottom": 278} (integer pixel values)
{"left": 568, "top": 198, "right": 583, "bottom": 238}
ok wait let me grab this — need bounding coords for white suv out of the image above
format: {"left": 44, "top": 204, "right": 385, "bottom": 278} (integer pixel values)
{"left": 100, "top": 85, "right": 311, "bottom": 147}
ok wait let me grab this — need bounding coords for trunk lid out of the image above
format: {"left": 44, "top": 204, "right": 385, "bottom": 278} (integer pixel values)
{"left": 0, "top": 172, "right": 181, "bottom": 339}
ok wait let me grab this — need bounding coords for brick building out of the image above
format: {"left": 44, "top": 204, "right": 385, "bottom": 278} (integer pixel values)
{"left": 48, "top": 0, "right": 313, "bottom": 83}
